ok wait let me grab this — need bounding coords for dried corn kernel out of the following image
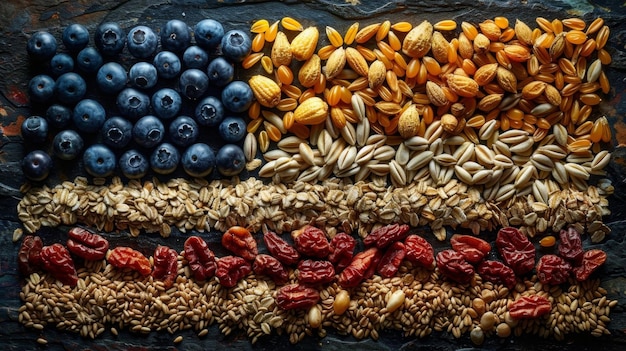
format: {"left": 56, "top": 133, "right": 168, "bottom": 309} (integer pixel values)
{"left": 281, "top": 17, "right": 303, "bottom": 31}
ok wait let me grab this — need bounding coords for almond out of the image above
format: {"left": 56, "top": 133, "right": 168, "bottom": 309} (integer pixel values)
{"left": 496, "top": 66, "right": 517, "bottom": 93}
{"left": 473, "top": 62, "right": 498, "bottom": 86}
{"left": 249, "top": 75, "right": 281, "bottom": 108}
{"left": 345, "top": 47, "right": 369, "bottom": 77}
{"left": 271, "top": 31, "right": 292, "bottom": 67}
{"left": 368, "top": 60, "right": 386, "bottom": 89}
{"left": 446, "top": 74, "right": 479, "bottom": 97}
{"left": 298, "top": 54, "right": 321, "bottom": 88}
{"left": 397, "top": 104, "right": 420, "bottom": 138}
{"left": 402, "top": 20, "right": 433, "bottom": 58}
{"left": 294, "top": 96, "right": 328, "bottom": 125}
{"left": 430, "top": 31, "right": 449, "bottom": 63}
{"left": 426, "top": 81, "right": 448, "bottom": 107}
{"left": 291, "top": 26, "right": 319, "bottom": 61}
{"left": 324, "top": 47, "right": 346, "bottom": 79}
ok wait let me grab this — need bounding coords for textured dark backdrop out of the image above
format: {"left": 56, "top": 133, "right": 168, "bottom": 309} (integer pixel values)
{"left": 0, "top": 1, "right": 625, "bottom": 350}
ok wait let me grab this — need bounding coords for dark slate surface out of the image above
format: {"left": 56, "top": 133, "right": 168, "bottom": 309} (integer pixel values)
{"left": 1, "top": 0, "right": 625, "bottom": 350}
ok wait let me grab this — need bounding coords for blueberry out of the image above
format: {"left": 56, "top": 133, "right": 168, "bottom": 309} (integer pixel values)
{"left": 160, "top": 19, "right": 191, "bottom": 53}
{"left": 94, "top": 22, "right": 126, "bottom": 57}
{"left": 216, "top": 144, "right": 245, "bottom": 177}
{"left": 133, "top": 115, "right": 164, "bottom": 148}
{"left": 116, "top": 88, "right": 150, "bottom": 120}
{"left": 218, "top": 116, "right": 246, "bottom": 143}
{"left": 101, "top": 116, "right": 133, "bottom": 149}
{"left": 76, "top": 47, "right": 103, "bottom": 74}
{"left": 194, "top": 19, "right": 224, "bottom": 50}
{"left": 183, "top": 45, "right": 209, "bottom": 69}
{"left": 54, "top": 72, "right": 86, "bottom": 105}
{"left": 21, "top": 116, "right": 49, "bottom": 144}
{"left": 194, "top": 96, "right": 224, "bottom": 127}
{"left": 220, "top": 30, "right": 251, "bottom": 63}
{"left": 28, "top": 74, "right": 55, "bottom": 103}
{"left": 129, "top": 62, "right": 158, "bottom": 89}
{"left": 150, "top": 143, "right": 179, "bottom": 174}
{"left": 181, "top": 143, "right": 215, "bottom": 178}
{"left": 127, "top": 25, "right": 158, "bottom": 59}
{"left": 153, "top": 51, "right": 181, "bottom": 80}
{"left": 119, "top": 149, "right": 149, "bottom": 179}
{"left": 206, "top": 57, "right": 234, "bottom": 87}
{"left": 22, "top": 150, "right": 53, "bottom": 181}
{"left": 62, "top": 23, "right": 89, "bottom": 52}
{"left": 45, "top": 104, "right": 72, "bottom": 129}
{"left": 83, "top": 144, "right": 116, "bottom": 177}
{"left": 178, "top": 69, "right": 209, "bottom": 100}
{"left": 27, "top": 31, "right": 57, "bottom": 61}
{"left": 96, "top": 62, "right": 127, "bottom": 95}
{"left": 49, "top": 53, "right": 74, "bottom": 77}
{"left": 221, "top": 81, "right": 253, "bottom": 113}
{"left": 151, "top": 88, "right": 182, "bottom": 120}
{"left": 168, "top": 115, "right": 198, "bottom": 147}
{"left": 72, "top": 99, "right": 106, "bottom": 133}
{"left": 52, "top": 129, "right": 84, "bottom": 160}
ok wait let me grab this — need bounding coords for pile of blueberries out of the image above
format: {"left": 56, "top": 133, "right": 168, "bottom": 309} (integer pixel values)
{"left": 22, "top": 19, "right": 255, "bottom": 182}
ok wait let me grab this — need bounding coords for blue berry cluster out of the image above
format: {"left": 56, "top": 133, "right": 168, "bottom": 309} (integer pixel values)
{"left": 23, "top": 20, "right": 254, "bottom": 182}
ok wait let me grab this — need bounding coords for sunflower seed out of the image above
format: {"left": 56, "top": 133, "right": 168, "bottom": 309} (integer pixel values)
{"left": 337, "top": 146, "right": 358, "bottom": 170}
{"left": 509, "top": 136, "right": 535, "bottom": 154}
{"left": 479, "top": 119, "right": 498, "bottom": 140}
{"left": 341, "top": 123, "right": 357, "bottom": 146}
{"left": 278, "top": 136, "right": 307, "bottom": 153}
{"left": 406, "top": 150, "right": 434, "bottom": 171}
{"left": 356, "top": 118, "right": 370, "bottom": 146}
{"left": 373, "top": 145, "right": 396, "bottom": 161}
{"left": 355, "top": 144, "right": 376, "bottom": 164}
{"left": 532, "top": 180, "right": 549, "bottom": 204}
{"left": 389, "top": 160, "right": 407, "bottom": 186}
{"left": 564, "top": 163, "right": 590, "bottom": 180}
{"left": 298, "top": 143, "right": 316, "bottom": 166}
{"left": 395, "top": 143, "right": 410, "bottom": 166}
{"left": 591, "top": 150, "right": 610, "bottom": 171}
{"left": 454, "top": 165, "right": 473, "bottom": 184}
{"left": 351, "top": 94, "right": 365, "bottom": 121}
{"left": 317, "top": 129, "right": 332, "bottom": 156}
{"left": 515, "top": 164, "right": 537, "bottom": 188}
{"left": 404, "top": 136, "right": 429, "bottom": 151}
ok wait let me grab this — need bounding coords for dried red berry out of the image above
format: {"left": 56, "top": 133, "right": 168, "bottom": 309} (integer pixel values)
{"left": 152, "top": 245, "right": 178, "bottom": 288}
{"left": 222, "top": 226, "right": 258, "bottom": 261}
{"left": 404, "top": 234, "right": 434, "bottom": 268}
{"left": 450, "top": 234, "right": 491, "bottom": 264}
{"left": 363, "top": 223, "right": 410, "bottom": 248}
{"left": 18, "top": 235, "right": 43, "bottom": 276}
{"left": 292, "top": 225, "right": 330, "bottom": 259}
{"left": 477, "top": 260, "right": 516, "bottom": 289}
{"left": 216, "top": 255, "right": 251, "bottom": 288}
{"left": 328, "top": 233, "right": 356, "bottom": 271}
{"left": 509, "top": 295, "right": 551, "bottom": 319}
{"left": 558, "top": 227, "right": 584, "bottom": 265}
{"left": 183, "top": 236, "right": 217, "bottom": 281}
{"left": 275, "top": 284, "right": 320, "bottom": 310}
{"left": 496, "top": 227, "right": 535, "bottom": 276}
{"left": 253, "top": 254, "right": 289, "bottom": 285}
{"left": 377, "top": 241, "right": 406, "bottom": 278}
{"left": 297, "top": 259, "right": 335, "bottom": 285}
{"left": 263, "top": 231, "right": 300, "bottom": 266}
{"left": 436, "top": 249, "right": 475, "bottom": 284}
{"left": 108, "top": 246, "right": 152, "bottom": 275}
{"left": 536, "top": 254, "right": 572, "bottom": 285}
{"left": 573, "top": 249, "right": 607, "bottom": 281}
{"left": 338, "top": 247, "right": 382, "bottom": 288}
{"left": 66, "top": 227, "right": 109, "bottom": 261}
{"left": 41, "top": 243, "right": 78, "bottom": 286}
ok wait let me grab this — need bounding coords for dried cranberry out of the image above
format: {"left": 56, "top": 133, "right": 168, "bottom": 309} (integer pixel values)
{"left": 253, "top": 254, "right": 289, "bottom": 285}
{"left": 573, "top": 249, "right": 607, "bottom": 281}
{"left": 338, "top": 247, "right": 382, "bottom": 288}
{"left": 477, "top": 260, "right": 516, "bottom": 289}
{"left": 66, "top": 227, "right": 109, "bottom": 261}
{"left": 377, "top": 241, "right": 406, "bottom": 278}
{"left": 18, "top": 235, "right": 43, "bottom": 276}
{"left": 152, "top": 245, "right": 178, "bottom": 288}
{"left": 297, "top": 259, "right": 335, "bottom": 285}
{"left": 363, "top": 223, "right": 410, "bottom": 249}
{"left": 496, "top": 227, "right": 535, "bottom": 276}
{"left": 41, "top": 243, "right": 78, "bottom": 286}
{"left": 222, "top": 226, "right": 258, "bottom": 261}
{"left": 275, "top": 284, "right": 320, "bottom": 310}
{"left": 404, "top": 234, "right": 434, "bottom": 268}
{"left": 328, "top": 233, "right": 356, "bottom": 271}
{"left": 436, "top": 249, "right": 475, "bottom": 284}
{"left": 292, "top": 225, "right": 330, "bottom": 259}
{"left": 263, "top": 231, "right": 300, "bottom": 266}
{"left": 216, "top": 255, "right": 251, "bottom": 288}
{"left": 183, "top": 236, "right": 217, "bottom": 281}
{"left": 536, "top": 254, "right": 572, "bottom": 285}
{"left": 450, "top": 234, "right": 491, "bottom": 264}
{"left": 558, "top": 227, "right": 584, "bottom": 265}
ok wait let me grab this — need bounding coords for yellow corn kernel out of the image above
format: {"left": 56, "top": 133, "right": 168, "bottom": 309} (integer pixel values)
{"left": 536, "top": 17, "right": 554, "bottom": 33}
{"left": 566, "top": 30, "right": 587, "bottom": 45}
{"left": 388, "top": 31, "right": 401, "bottom": 51}
{"left": 251, "top": 32, "right": 265, "bottom": 52}
{"left": 318, "top": 45, "right": 336, "bottom": 60}
{"left": 282, "top": 111, "right": 295, "bottom": 130}
{"left": 248, "top": 101, "right": 261, "bottom": 120}
{"left": 344, "top": 22, "right": 359, "bottom": 45}
{"left": 242, "top": 52, "right": 264, "bottom": 69}
{"left": 326, "top": 26, "right": 344, "bottom": 48}
{"left": 281, "top": 84, "right": 302, "bottom": 100}
{"left": 461, "top": 21, "right": 478, "bottom": 40}
{"left": 376, "top": 20, "right": 391, "bottom": 41}
{"left": 261, "top": 56, "right": 273, "bottom": 74}
{"left": 277, "top": 65, "right": 294, "bottom": 85}
{"left": 281, "top": 17, "right": 303, "bottom": 31}
{"left": 586, "top": 17, "right": 604, "bottom": 35}
{"left": 251, "top": 19, "right": 269, "bottom": 34}
{"left": 289, "top": 122, "right": 310, "bottom": 139}
{"left": 434, "top": 20, "right": 457, "bottom": 31}
{"left": 247, "top": 117, "right": 263, "bottom": 133}
{"left": 562, "top": 18, "right": 586, "bottom": 31}
{"left": 264, "top": 121, "right": 282, "bottom": 142}
{"left": 391, "top": 21, "right": 412, "bottom": 33}
{"left": 494, "top": 16, "right": 509, "bottom": 29}
{"left": 265, "top": 21, "right": 279, "bottom": 42}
